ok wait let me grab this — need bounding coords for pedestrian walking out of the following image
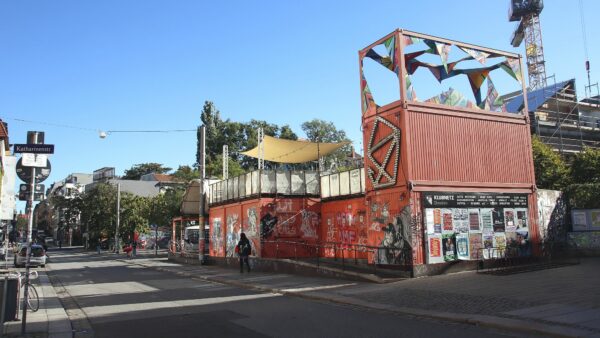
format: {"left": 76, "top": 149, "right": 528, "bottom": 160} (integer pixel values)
{"left": 132, "top": 240, "right": 137, "bottom": 257}
{"left": 236, "top": 233, "right": 252, "bottom": 273}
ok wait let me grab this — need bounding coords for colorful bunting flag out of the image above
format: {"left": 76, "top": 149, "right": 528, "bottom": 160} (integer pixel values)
{"left": 484, "top": 76, "right": 505, "bottom": 112}
{"left": 457, "top": 46, "right": 491, "bottom": 65}
{"left": 499, "top": 57, "right": 523, "bottom": 84}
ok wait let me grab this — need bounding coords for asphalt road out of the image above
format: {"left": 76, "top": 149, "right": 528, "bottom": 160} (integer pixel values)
{"left": 46, "top": 251, "right": 537, "bottom": 338}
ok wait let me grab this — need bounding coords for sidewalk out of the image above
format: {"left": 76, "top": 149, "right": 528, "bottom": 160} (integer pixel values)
{"left": 2, "top": 269, "right": 72, "bottom": 338}
{"left": 123, "top": 251, "right": 600, "bottom": 338}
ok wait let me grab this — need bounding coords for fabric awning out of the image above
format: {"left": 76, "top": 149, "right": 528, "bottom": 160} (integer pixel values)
{"left": 241, "top": 135, "right": 350, "bottom": 164}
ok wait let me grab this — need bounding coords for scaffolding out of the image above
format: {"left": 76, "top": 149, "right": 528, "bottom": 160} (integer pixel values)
{"left": 530, "top": 77, "right": 600, "bottom": 153}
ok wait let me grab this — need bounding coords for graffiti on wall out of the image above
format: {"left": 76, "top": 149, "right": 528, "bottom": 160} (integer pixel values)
{"left": 376, "top": 205, "right": 412, "bottom": 264}
{"left": 226, "top": 213, "right": 241, "bottom": 257}
{"left": 300, "top": 210, "right": 319, "bottom": 238}
{"left": 537, "top": 189, "right": 567, "bottom": 243}
{"left": 568, "top": 231, "right": 600, "bottom": 249}
{"left": 247, "top": 207, "right": 259, "bottom": 236}
{"left": 260, "top": 199, "right": 319, "bottom": 240}
{"left": 211, "top": 218, "right": 224, "bottom": 256}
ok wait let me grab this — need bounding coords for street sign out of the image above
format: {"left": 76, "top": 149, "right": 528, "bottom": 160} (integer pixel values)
{"left": 22, "top": 154, "right": 48, "bottom": 167}
{"left": 16, "top": 158, "right": 51, "bottom": 183}
{"left": 14, "top": 144, "right": 54, "bottom": 154}
{"left": 18, "top": 184, "right": 45, "bottom": 201}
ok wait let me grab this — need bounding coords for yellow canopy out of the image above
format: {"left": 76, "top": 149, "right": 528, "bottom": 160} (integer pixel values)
{"left": 241, "top": 135, "right": 350, "bottom": 164}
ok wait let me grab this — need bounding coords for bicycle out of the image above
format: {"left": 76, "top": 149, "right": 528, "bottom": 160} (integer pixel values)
{"left": 8, "top": 270, "right": 40, "bottom": 312}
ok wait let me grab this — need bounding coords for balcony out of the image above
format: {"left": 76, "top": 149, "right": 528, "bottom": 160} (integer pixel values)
{"left": 320, "top": 168, "right": 366, "bottom": 200}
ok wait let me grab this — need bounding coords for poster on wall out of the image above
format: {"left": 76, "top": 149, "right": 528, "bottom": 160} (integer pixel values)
{"left": 433, "top": 208, "right": 442, "bottom": 233}
{"left": 504, "top": 209, "right": 516, "bottom": 232}
{"left": 469, "top": 233, "right": 482, "bottom": 260}
{"left": 453, "top": 209, "right": 469, "bottom": 233}
{"left": 456, "top": 233, "right": 469, "bottom": 260}
{"left": 494, "top": 233, "right": 507, "bottom": 252}
{"left": 481, "top": 208, "right": 494, "bottom": 234}
{"left": 426, "top": 209, "right": 435, "bottom": 233}
{"left": 483, "top": 234, "right": 494, "bottom": 259}
{"left": 571, "top": 210, "right": 588, "bottom": 231}
{"left": 422, "top": 192, "right": 530, "bottom": 262}
{"left": 427, "top": 234, "right": 445, "bottom": 264}
{"left": 443, "top": 209, "right": 454, "bottom": 232}
{"left": 591, "top": 211, "right": 600, "bottom": 229}
{"left": 442, "top": 234, "right": 456, "bottom": 261}
{"left": 492, "top": 208, "right": 505, "bottom": 232}
{"left": 468, "top": 209, "right": 480, "bottom": 231}
{"left": 516, "top": 209, "right": 528, "bottom": 229}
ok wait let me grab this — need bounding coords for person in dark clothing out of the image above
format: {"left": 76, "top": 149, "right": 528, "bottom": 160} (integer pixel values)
{"left": 237, "top": 233, "right": 252, "bottom": 273}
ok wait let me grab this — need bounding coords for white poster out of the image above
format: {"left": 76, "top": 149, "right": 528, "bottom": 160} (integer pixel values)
{"left": 426, "top": 209, "right": 435, "bottom": 234}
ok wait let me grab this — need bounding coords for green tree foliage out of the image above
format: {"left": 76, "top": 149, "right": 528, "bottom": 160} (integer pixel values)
{"left": 206, "top": 154, "right": 245, "bottom": 179}
{"left": 80, "top": 183, "right": 118, "bottom": 240}
{"left": 280, "top": 125, "right": 298, "bottom": 141}
{"left": 564, "top": 183, "right": 600, "bottom": 209}
{"left": 301, "top": 119, "right": 352, "bottom": 172}
{"left": 571, "top": 147, "right": 600, "bottom": 183}
{"left": 172, "top": 165, "right": 199, "bottom": 183}
{"left": 531, "top": 136, "right": 570, "bottom": 190}
{"left": 119, "top": 193, "right": 150, "bottom": 240}
{"left": 148, "top": 188, "right": 185, "bottom": 227}
{"left": 122, "top": 163, "right": 172, "bottom": 180}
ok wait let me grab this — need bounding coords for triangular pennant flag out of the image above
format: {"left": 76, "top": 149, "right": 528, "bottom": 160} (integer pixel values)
{"left": 424, "top": 40, "right": 452, "bottom": 72}
{"left": 484, "top": 76, "right": 505, "bottom": 111}
{"left": 466, "top": 70, "right": 490, "bottom": 106}
{"left": 361, "top": 70, "right": 376, "bottom": 114}
{"left": 457, "top": 46, "right": 491, "bottom": 65}
{"left": 402, "top": 35, "right": 422, "bottom": 47}
{"left": 499, "top": 57, "right": 523, "bottom": 84}
{"left": 405, "top": 73, "right": 417, "bottom": 101}
{"left": 365, "top": 48, "right": 394, "bottom": 71}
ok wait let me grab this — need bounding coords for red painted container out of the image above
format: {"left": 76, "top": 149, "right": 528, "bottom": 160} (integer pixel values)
{"left": 320, "top": 197, "right": 368, "bottom": 259}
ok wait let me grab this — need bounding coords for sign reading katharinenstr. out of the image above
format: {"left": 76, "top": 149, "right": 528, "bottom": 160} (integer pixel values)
{"left": 14, "top": 144, "right": 54, "bottom": 154}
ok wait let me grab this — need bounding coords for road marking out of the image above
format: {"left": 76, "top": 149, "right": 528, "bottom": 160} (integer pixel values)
{"left": 80, "top": 293, "right": 281, "bottom": 318}
{"left": 280, "top": 283, "right": 357, "bottom": 293}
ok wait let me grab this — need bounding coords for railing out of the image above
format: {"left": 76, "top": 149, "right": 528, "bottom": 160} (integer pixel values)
{"left": 208, "top": 170, "right": 320, "bottom": 205}
{"left": 261, "top": 240, "right": 412, "bottom": 274}
{"left": 320, "top": 168, "right": 366, "bottom": 199}
{"left": 477, "top": 240, "right": 580, "bottom": 275}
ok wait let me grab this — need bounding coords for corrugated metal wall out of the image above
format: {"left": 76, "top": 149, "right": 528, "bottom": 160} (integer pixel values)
{"left": 407, "top": 106, "right": 534, "bottom": 185}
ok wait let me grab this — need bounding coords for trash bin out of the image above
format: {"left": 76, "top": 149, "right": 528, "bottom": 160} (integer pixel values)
{"left": 0, "top": 275, "right": 19, "bottom": 322}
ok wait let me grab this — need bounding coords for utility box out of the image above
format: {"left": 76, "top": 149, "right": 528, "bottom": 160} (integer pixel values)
{"left": 0, "top": 276, "right": 20, "bottom": 322}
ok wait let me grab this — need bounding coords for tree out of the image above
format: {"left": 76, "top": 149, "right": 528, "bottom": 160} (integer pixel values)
{"left": 301, "top": 119, "right": 352, "bottom": 172}
{"left": 123, "top": 163, "right": 172, "bottom": 180}
{"left": 206, "top": 154, "right": 245, "bottom": 179}
{"left": 531, "top": 136, "right": 570, "bottom": 190}
{"left": 148, "top": 188, "right": 185, "bottom": 227}
{"left": 79, "top": 183, "right": 118, "bottom": 241}
{"left": 119, "top": 193, "right": 150, "bottom": 240}
{"left": 172, "top": 165, "right": 199, "bottom": 182}
{"left": 280, "top": 125, "right": 298, "bottom": 140}
{"left": 571, "top": 147, "right": 600, "bottom": 183}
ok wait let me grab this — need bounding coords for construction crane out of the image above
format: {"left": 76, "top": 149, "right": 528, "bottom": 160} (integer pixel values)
{"left": 509, "top": 0, "right": 547, "bottom": 90}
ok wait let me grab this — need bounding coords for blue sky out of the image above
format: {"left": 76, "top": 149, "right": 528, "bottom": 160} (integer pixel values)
{"left": 1, "top": 0, "right": 599, "bottom": 212}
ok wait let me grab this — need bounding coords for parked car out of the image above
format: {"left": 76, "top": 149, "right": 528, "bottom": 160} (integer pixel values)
{"left": 14, "top": 244, "right": 47, "bottom": 268}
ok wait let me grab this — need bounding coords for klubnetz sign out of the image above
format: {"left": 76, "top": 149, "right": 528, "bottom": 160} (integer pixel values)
{"left": 14, "top": 144, "right": 54, "bottom": 154}
{"left": 422, "top": 192, "right": 528, "bottom": 208}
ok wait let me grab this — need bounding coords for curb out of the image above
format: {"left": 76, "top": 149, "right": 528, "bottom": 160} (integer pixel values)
{"left": 124, "top": 258, "right": 597, "bottom": 338}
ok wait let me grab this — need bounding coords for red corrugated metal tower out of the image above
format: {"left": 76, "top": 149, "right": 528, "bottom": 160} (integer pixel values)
{"left": 359, "top": 29, "right": 538, "bottom": 274}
